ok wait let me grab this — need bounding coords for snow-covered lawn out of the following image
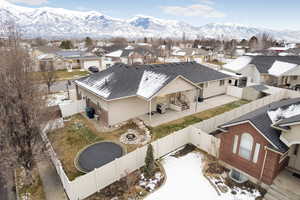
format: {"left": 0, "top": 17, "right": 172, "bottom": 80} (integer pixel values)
{"left": 145, "top": 152, "right": 261, "bottom": 200}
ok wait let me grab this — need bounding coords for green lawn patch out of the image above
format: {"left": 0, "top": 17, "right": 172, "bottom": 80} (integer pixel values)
{"left": 151, "top": 99, "right": 250, "bottom": 139}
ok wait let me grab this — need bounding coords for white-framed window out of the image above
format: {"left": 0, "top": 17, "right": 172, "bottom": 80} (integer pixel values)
{"left": 252, "top": 143, "right": 261, "bottom": 163}
{"left": 239, "top": 133, "right": 254, "bottom": 160}
{"left": 232, "top": 135, "right": 239, "bottom": 154}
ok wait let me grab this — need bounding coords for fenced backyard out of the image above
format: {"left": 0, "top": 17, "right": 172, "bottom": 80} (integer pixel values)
{"left": 45, "top": 87, "right": 299, "bottom": 200}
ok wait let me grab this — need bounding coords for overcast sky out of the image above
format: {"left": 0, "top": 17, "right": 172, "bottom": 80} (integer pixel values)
{"left": 6, "top": 0, "right": 300, "bottom": 30}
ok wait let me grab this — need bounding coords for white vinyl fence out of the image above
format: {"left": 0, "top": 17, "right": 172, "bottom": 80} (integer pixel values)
{"left": 59, "top": 100, "right": 86, "bottom": 118}
{"left": 44, "top": 89, "right": 300, "bottom": 200}
{"left": 193, "top": 91, "right": 285, "bottom": 133}
{"left": 226, "top": 85, "right": 244, "bottom": 99}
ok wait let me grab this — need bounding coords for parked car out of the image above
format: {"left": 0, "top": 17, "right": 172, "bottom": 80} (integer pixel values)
{"left": 88, "top": 66, "right": 99, "bottom": 73}
{"left": 292, "top": 84, "right": 300, "bottom": 91}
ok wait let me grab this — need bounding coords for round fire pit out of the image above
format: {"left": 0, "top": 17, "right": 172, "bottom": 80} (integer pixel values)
{"left": 126, "top": 133, "right": 137, "bottom": 141}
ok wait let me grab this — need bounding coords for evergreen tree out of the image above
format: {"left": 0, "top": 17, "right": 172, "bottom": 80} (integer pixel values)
{"left": 60, "top": 40, "right": 73, "bottom": 49}
{"left": 85, "top": 36, "right": 93, "bottom": 47}
{"left": 144, "top": 144, "right": 155, "bottom": 178}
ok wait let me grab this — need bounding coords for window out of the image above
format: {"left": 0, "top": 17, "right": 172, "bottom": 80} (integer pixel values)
{"left": 252, "top": 143, "right": 260, "bottom": 163}
{"left": 232, "top": 135, "right": 239, "bottom": 154}
{"left": 228, "top": 79, "right": 232, "bottom": 84}
{"left": 239, "top": 133, "right": 254, "bottom": 160}
{"left": 292, "top": 76, "right": 298, "bottom": 81}
{"left": 219, "top": 80, "right": 225, "bottom": 86}
{"left": 294, "top": 144, "right": 299, "bottom": 156}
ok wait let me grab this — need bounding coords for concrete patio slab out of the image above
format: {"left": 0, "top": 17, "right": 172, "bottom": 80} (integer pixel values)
{"left": 139, "top": 95, "right": 238, "bottom": 127}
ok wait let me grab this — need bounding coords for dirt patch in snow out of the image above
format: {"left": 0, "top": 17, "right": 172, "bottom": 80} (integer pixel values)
{"left": 87, "top": 163, "right": 165, "bottom": 200}
{"left": 172, "top": 143, "right": 196, "bottom": 158}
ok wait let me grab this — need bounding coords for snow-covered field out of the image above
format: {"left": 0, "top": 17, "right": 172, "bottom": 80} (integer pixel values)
{"left": 145, "top": 152, "right": 261, "bottom": 200}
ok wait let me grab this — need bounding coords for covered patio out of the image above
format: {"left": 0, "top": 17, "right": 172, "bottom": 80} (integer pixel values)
{"left": 139, "top": 95, "right": 238, "bottom": 127}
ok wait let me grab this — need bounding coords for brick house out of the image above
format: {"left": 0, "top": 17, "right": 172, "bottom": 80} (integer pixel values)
{"left": 217, "top": 98, "right": 300, "bottom": 185}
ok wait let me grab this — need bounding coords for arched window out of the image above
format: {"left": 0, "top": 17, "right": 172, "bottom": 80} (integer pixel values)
{"left": 239, "top": 133, "right": 254, "bottom": 160}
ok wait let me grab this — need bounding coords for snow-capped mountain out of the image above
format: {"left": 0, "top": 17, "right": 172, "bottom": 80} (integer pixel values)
{"left": 1, "top": 0, "right": 300, "bottom": 41}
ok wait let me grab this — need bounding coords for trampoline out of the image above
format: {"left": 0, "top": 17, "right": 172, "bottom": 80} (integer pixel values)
{"left": 75, "top": 141, "right": 124, "bottom": 173}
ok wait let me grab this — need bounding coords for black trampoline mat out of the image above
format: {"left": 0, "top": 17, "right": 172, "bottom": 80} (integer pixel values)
{"left": 77, "top": 142, "right": 124, "bottom": 172}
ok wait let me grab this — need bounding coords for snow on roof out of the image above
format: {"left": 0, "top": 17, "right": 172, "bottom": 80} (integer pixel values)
{"left": 279, "top": 52, "right": 290, "bottom": 56}
{"left": 268, "top": 104, "right": 300, "bottom": 123}
{"left": 76, "top": 73, "right": 113, "bottom": 98}
{"left": 172, "top": 46, "right": 181, "bottom": 51}
{"left": 223, "top": 56, "right": 252, "bottom": 72}
{"left": 38, "top": 53, "right": 55, "bottom": 60}
{"left": 268, "top": 60, "right": 297, "bottom": 77}
{"left": 125, "top": 45, "right": 134, "bottom": 50}
{"left": 218, "top": 70, "right": 243, "bottom": 78}
{"left": 172, "top": 50, "right": 186, "bottom": 56}
{"left": 137, "top": 70, "right": 169, "bottom": 99}
{"left": 137, "top": 43, "right": 151, "bottom": 46}
{"left": 244, "top": 53, "right": 263, "bottom": 56}
{"left": 105, "top": 50, "right": 123, "bottom": 57}
{"left": 268, "top": 47, "right": 289, "bottom": 51}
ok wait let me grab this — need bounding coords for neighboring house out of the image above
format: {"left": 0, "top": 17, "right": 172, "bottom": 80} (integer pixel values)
{"left": 217, "top": 98, "right": 300, "bottom": 185}
{"left": 223, "top": 56, "right": 300, "bottom": 87}
{"left": 104, "top": 47, "right": 155, "bottom": 67}
{"left": 74, "top": 62, "right": 232, "bottom": 126}
{"left": 171, "top": 48, "right": 210, "bottom": 63}
{"left": 242, "top": 84, "right": 269, "bottom": 101}
{"left": 235, "top": 45, "right": 249, "bottom": 56}
{"left": 37, "top": 50, "right": 103, "bottom": 71}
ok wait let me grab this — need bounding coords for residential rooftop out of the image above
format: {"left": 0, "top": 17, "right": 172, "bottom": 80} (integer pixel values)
{"left": 219, "top": 98, "right": 300, "bottom": 153}
{"left": 75, "top": 62, "right": 231, "bottom": 101}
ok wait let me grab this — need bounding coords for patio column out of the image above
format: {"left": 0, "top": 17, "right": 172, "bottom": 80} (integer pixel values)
{"left": 149, "top": 100, "right": 152, "bottom": 121}
{"left": 195, "top": 88, "right": 199, "bottom": 112}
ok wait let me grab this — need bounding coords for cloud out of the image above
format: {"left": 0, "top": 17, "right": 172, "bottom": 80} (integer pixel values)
{"left": 6, "top": 0, "right": 48, "bottom": 5}
{"left": 162, "top": 4, "right": 225, "bottom": 18}
{"left": 199, "top": 0, "right": 214, "bottom": 5}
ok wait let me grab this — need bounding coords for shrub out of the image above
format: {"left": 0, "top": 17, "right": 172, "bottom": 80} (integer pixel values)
{"left": 144, "top": 144, "right": 155, "bottom": 178}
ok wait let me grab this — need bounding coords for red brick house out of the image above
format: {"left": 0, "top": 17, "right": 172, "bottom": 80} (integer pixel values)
{"left": 217, "top": 98, "right": 300, "bottom": 185}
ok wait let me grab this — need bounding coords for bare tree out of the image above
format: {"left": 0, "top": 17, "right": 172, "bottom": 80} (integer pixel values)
{"left": 249, "top": 36, "right": 259, "bottom": 51}
{"left": 0, "top": 22, "right": 50, "bottom": 185}
{"left": 40, "top": 61, "right": 57, "bottom": 93}
{"left": 257, "top": 32, "right": 276, "bottom": 50}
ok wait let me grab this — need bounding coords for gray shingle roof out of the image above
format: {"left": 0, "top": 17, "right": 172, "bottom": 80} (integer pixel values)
{"left": 220, "top": 98, "right": 300, "bottom": 153}
{"left": 249, "top": 84, "right": 268, "bottom": 92}
{"left": 275, "top": 114, "right": 300, "bottom": 127}
{"left": 75, "top": 62, "right": 231, "bottom": 100}
{"left": 250, "top": 56, "right": 300, "bottom": 73}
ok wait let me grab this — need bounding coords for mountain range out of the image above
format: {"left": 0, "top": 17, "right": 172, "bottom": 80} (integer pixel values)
{"left": 1, "top": 0, "right": 300, "bottom": 41}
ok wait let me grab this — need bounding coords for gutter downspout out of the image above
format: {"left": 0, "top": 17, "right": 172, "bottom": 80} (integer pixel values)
{"left": 149, "top": 100, "right": 152, "bottom": 122}
{"left": 259, "top": 146, "right": 268, "bottom": 182}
